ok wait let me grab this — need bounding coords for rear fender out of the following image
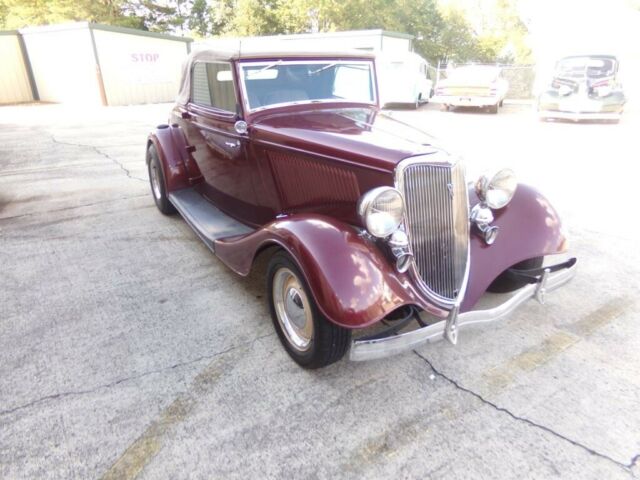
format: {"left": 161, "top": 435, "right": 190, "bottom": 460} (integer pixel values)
{"left": 462, "top": 184, "right": 569, "bottom": 311}
{"left": 147, "top": 124, "right": 201, "bottom": 193}
{"left": 214, "top": 214, "right": 448, "bottom": 329}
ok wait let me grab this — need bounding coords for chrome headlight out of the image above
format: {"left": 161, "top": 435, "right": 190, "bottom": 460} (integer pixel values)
{"left": 357, "top": 187, "right": 404, "bottom": 238}
{"left": 475, "top": 169, "right": 517, "bottom": 209}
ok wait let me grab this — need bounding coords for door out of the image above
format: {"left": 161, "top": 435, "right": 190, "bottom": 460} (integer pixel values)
{"left": 178, "top": 61, "right": 260, "bottom": 225}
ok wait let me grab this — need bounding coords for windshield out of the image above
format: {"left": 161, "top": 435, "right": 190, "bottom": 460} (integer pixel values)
{"left": 555, "top": 57, "right": 616, "bottom": 79}
{"left": 239, "top": 60, "right": 376, "bottom": 111}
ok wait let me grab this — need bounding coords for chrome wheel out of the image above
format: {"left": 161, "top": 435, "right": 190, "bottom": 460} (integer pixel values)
{"left": 150, "top": 162, "right": 162, "bottom": 200}
{"left": 272, "top": 267, "right": 314, "bottom": 352}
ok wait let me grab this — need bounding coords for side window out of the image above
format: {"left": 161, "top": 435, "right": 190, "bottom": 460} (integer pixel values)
{"left": 191, "top": 62, "right": 237, "bottom": 112}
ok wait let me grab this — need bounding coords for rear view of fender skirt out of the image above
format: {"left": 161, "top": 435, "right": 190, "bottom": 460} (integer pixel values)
{"left": 349, "top": 258, "right": 577, "bottom": 362}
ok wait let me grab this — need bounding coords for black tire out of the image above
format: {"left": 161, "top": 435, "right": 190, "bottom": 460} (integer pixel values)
{"left": 267, "top": 250, "right": 351, "bottom": 369}
{"left": 488, "top": 257, "right": 544, "bottom": 293}
{"left": 147, "top": 144, "right": 176, "bottom": 215}
{"left": 488, "top": 103, "right": 499, "bottom": 114}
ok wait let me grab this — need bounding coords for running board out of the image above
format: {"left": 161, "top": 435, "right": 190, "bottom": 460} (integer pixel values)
{"left": 168, "top": 188, "right": 254, "bottom": 252}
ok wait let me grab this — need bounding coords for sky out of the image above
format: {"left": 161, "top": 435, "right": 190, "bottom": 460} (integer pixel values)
{"left": 520, "top": 0, "right": 640, "bottom": 97}
{"left": 521, "top": 0, "right": 640, "bottom": 62}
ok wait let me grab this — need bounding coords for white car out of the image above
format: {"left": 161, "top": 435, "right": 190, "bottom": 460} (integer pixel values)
{"left": 377, "top": 51, "right": 433, "bottom": 108}
{"left": 433, "top": 65, "right": 509, "bottom": 113}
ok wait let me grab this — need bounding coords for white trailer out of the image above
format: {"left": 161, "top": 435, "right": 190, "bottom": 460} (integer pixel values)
{"left": 376, "top": 51, "right": 433, "bottom": 108}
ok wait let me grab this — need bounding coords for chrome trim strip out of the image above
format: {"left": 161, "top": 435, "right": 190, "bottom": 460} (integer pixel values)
{"left": 349, "top": 262, "right": 576, "bottom": 361}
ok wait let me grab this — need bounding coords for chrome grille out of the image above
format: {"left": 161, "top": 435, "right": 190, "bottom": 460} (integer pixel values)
{"left": 399, "top": 160, "right": 469, "bottom": 301}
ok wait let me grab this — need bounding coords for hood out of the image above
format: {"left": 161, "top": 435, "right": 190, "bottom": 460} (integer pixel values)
{"left": 250, "top": 107, "right": 438, "bottom": 171}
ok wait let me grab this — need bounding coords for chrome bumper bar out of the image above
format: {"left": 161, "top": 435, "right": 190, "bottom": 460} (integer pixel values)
{"left": 539, "top": 110, "right": 622, "bottom": 121}
{"left": 349, "top": 262, "right": 577, "bottom": 362}
{"left": 432, "top": 95, "right": 500, "bottom": 107}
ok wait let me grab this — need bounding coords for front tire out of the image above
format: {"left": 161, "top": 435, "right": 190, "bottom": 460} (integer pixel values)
{"left": 267, "top": 251, "right": 350, "bottom": 369}
{"left": 147, "top": 144, "right": 176, "bottom": 215}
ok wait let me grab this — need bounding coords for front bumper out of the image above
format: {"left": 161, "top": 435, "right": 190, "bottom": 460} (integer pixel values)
{"left": 349, "top": 259, "right": 577, "bottom": 361}
{"left": 539, "top": 110, "right": 622, "bottom": 121}
{"left": 538, "top": 91, "right": 625, "bottom": 121}
{"left": 432, "top": 95, "right": 499, "bottom": 107}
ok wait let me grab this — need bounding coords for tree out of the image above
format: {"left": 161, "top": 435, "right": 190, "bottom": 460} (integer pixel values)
{"left": 218, "top": 0, "right": 310, "bottom": 36}
{"left": 188, "top": 0, "right": 211, "bottom": 36}
{"left": 0, "top": 0, "right": 143, "bottom": 30}
{"left": 0, "top": 1, "right": 8, "bottom": 27}
{"left": 122, "top": 0, "right": 185, "bottom": 32}
{"left": 1, "top": 0, "right": 512, "bottom": 62}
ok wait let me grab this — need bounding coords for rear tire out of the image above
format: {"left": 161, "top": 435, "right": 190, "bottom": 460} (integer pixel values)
{"left": 488, "top": 103, "right": 499, "bottom": 114}
{"left": 147, "top": 144, "right": 176, "bottom": 215}
{"left": 267, "top": 251, "right": 350, "bottom": 369}
{"left": 488, "top": 257, "right": 544, "bottom": 293}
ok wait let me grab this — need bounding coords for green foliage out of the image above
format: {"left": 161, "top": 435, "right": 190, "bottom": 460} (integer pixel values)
{"left": 0, "top": 1, "right": 7, "bottom": 28}
{"left": 0, "top": 0, "right": 142, "bottom": 29}
{"left": 188, "top": 0, "right": 212, "bottom": 37}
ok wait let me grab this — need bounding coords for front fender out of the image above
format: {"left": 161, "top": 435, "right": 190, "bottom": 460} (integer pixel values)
{"left": 462, "top": 184, "right": 568, "bottom": 311}
{"left": 214, "top": 215, "right": 447, "bottom": 329}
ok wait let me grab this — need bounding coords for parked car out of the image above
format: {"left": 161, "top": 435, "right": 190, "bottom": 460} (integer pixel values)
{"left": 376, "top": 51, "right": 433, "bottom": 108}
{"left": 537, "top": 55, "right": 625, "bottom": 122}
{"left": 433, "top": 65, "right": 509, "bottom": 113}
{"left": 146, "top": 47, "right": 576, "bottom": 368}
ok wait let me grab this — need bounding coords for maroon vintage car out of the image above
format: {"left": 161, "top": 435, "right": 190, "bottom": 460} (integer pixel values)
{"left": 146, "top": 47, "right": 576, "bottom": 368}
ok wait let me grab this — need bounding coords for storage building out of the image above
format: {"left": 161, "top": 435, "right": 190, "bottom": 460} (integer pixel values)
{"left": 0, "top": 31, "right": 36, "bottom": 104}
{"left": 1, "top": 22, "right": 191, "bottom": 106}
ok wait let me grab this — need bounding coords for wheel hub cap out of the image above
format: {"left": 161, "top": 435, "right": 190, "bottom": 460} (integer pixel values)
{"left": 150, "top": 163, "right": 161, "bottom": 200}
{"left": 273, "top": 268, "right": 313, "bottom": 352}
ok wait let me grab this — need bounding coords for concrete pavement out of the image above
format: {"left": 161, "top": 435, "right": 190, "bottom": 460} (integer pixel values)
{"left": 1, "top": 103, "right": 638, "bottom": 479}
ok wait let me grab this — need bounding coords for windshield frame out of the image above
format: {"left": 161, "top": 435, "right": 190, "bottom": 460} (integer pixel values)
{"left": 554, "top": 56, "right": 618, "bottom": 79}
{"left": 237, "top": 59, "right": 378, "bottom": 113}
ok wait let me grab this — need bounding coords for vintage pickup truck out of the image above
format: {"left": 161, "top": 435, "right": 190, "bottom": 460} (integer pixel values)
{"left": 146, "top": 47, "right": 576, "bottom": 368}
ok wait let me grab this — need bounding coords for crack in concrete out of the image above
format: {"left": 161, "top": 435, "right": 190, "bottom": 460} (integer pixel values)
{"left": 0, "top": 333, "right": 275, "bottom": 418}
{"left": 414, "top": 350, "right": 638, "bottom": 474}
{"left": 51, "top": 135, "right": 147, "bottom": 183}
{"left": 0, "top": 194, "right": 149, "bottom": 223}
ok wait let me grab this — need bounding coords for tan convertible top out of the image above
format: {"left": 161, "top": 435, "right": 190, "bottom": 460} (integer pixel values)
{"left": 176, "top": 46, "right": 376, "bottom": 106}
